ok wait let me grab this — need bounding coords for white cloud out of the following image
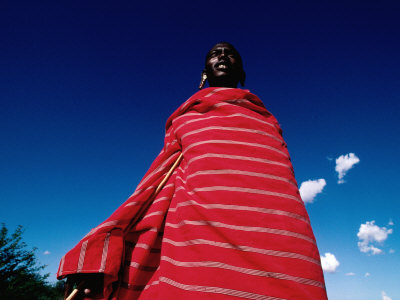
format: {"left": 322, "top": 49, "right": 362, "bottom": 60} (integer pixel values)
{"left": 43, "top": 250, "right": 51, "bottom": 255}
{"left": 365, "top": 272, "right": 370, "bottom": 277}
{"left": 335, "top": 153, "right": 360, "bottom": 184}
{"left": 299, "top": 179, "right": 326, "bottom": 203}
{"left": 357, "top": 221, "right": 393, "bottom": 255}
{"left": 388, "top": 219, "right": 394, "bottom": 226}
{"left": 320, "top": 253, "right": 340, "bottom": 273}
{"left": 389, "top": 249, "right": 395, "bottom": 254}
{"left": 357, "top": 221, "right": 392, "bottom": 242}
{"left": 382, "top": 291, "right": 392, "bottom": 300}
{"left": 358, "top": 244, "right": 382, "bottom": 255}
{"left": 345, "top": 272, "right": 355, "bottom": 276}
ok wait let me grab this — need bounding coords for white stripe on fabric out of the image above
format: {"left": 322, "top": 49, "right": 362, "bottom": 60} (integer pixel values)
{"left": 186, "top": 169, "right": 297, "bottom": 187}
{"left": 180, "top": 98, "right": 200, "bottom": 111}
{"left": 159, "top": 276, "right": 287, "bottom": 300}
{"left": 169, "top": 200, "right": 308, "bottom": 223}
{"left": 164, "top": 125, "right": 175, "bottom": 139}
{"left": 164, "top": 139, "right": 178, "bottom": 152}
{"left": 162, "top": 238, "right": 320, "bottom": 265}
{"left": 99, "top": 232, "right": 111, "bottom": 272}
{"left": 84, "top": 220, "right": 119, "bottom": 238}
{"left": 185, "top": 186, "right": 301, "bottom": 203}
{"left": 205, "top": 87, "right": 233, "bottom": 97}
{"left": 130, "top": 262, "right": 140, "bottom": 269}
{"left": 142, "top": 211, "right": 165, "bottom": 220}
{"left": 129, "top": 183, "right": 175, "bottom": 201}
{"left": 130, "top": 183, "right": 175, "bottom": 206}
{"left": 180, "top": 126, "right": 283, "bottom": 143}
{"left": 183, "top": 140, "right": 288, "bottom": 158}
{"left": 179, "top": 100, "right": 191, "bottom": 111}
{"left": 143, "top": 278, "right": 161, "bottom": 290}
{"left": 125, "top": 201, "right": 140, "bottom": 207}
{"left": 128, "top": 261, "right": 161, "bottom": 271}
{"left": 134, "top": 243, "right": 150, "bottom": 250}
{"left": 152, "top": 196, "right": 170, "bottom": 205}
{"left": 173, "top": 112, "right": 202, "bottom": 124}
{"left": 219, "top": 99, "right": 252, "bottom": 105}
{"left": 130, "top": 244, "right": 161, "bottom": 253}
{"left": 174, "top": 113, "right": 276, "bottom": 136}
{"left": 160, "top": 256, "right": 325, "bottom": 288}
{"left": 135, "top": 152, "right": 180, "bottom": 191}
{"left": 77, "top": 240, "right": 88, "bottom": 272}
{"left": 165, "top": 220, "right": 315, "bottom": 244}
{"left": 131, "top": 185, "right": 157, "bottom": 198}
{"left": 186, "top": 153, "right": 290, "bottom": 169}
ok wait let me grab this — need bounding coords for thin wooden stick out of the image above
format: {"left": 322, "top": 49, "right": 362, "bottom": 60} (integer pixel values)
{"left": 124, "top": 152, "right": 183, "bottom": 234}
{"left": 65, "top": 152, "right": 183, "bottom": 300}
{"left": 155, "top": 152, "right": 183, "bottom": 194}
{"left": 66, "top": 288, "right": 79, "bottom": 300}
{"left": 65, "top": 279, "right": 87, "bottom": 300}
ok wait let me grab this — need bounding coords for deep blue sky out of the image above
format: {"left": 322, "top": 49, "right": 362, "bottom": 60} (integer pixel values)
{"left": 1, "top": 1, "right": 399, "bottom": 299}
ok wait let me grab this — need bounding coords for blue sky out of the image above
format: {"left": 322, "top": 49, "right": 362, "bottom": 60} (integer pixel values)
{"left": 1, "top": 1, "right": 399, "bottom": 299}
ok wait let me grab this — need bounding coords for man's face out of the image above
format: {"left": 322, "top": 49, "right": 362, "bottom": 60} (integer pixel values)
{"left": 205, "top": 43, "right": 242, "bottom": 87}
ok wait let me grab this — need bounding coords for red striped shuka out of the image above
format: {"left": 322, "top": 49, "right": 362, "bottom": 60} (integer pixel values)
{"left": 58, "top": 87, "right": 328, "bottom": 300}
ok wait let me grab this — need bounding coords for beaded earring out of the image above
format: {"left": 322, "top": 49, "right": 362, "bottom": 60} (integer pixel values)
{"left": 198, "top": 72, "right": 207, "bottom": 90}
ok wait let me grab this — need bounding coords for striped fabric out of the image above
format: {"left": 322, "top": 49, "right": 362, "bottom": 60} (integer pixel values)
{"left": 57, "top": 87, "right": 328, "bottom": 299}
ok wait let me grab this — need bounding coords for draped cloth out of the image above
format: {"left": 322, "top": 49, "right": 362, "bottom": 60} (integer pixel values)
{"left": 58, "top": 87, "right": 328, "bottom": 300}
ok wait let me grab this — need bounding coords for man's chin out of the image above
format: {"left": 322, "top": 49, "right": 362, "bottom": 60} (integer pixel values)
{"left": 210, "top": 72, "right": 235, "bottom": 81}
{"left": 213, "top": 70, "right": 231, "bottom": 76}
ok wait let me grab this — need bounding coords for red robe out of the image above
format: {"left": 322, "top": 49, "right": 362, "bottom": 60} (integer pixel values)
{"left": 58, "top": 87, "right": 328, "bottom": 300}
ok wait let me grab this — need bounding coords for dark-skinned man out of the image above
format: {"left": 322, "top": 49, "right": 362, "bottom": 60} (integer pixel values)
{"left": 60, "top": 42, "right": 328, "bottom": 300}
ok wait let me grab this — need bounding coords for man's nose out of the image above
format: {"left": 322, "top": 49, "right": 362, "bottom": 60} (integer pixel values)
{"left": 218, "top": 49, "right": 227, "bottom": 58}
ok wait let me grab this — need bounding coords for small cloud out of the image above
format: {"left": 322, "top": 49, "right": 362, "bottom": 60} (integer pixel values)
{"left": 345, "top": 272, "right": 356, "bottom": 276}
{"left": 365, "top": 272, "right": 370, "bottom": 277}
{"left": 358, "top": 244, "right": 382, "bottom": 255}
{"left": 389, "top": 249, "right": 395, "bottom": 254}
{"left": 326, "top": 156, "right": 333, "bottom": 161}
{"left": 335, "top": 153, "right": 360, "bottom": 184}
{"left": 43, "top": 250, "right": 51, "bottom": 255}
{"left": 388, "top": 219, "right": 394, "bottom": 226}
{"left": 357, "top": 221, "right": 393, "bottom": 255}
{"left": 299, "top": 179, "right": 326, "bottom": 203}
{"left": 382, "top": 291, "right": 392, "bottom": 300}
{"left": 320, "top": 252, "right": 340, "bottom": 273}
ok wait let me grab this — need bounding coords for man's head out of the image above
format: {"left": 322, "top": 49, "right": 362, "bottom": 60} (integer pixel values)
{"left": 202, "top": 42, "right": 245, "bottom": 88}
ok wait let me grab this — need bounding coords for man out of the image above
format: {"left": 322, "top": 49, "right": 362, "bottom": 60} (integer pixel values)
{"left": 61, "top": 42, "right": 328, "bottom": 299}
{"left": 200, "top": 42, "right": 246, "bottom": 88}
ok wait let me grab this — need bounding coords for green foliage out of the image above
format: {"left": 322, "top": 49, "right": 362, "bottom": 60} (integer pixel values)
{"left": 0, "top": 223, "right": 64, "bottom": 300}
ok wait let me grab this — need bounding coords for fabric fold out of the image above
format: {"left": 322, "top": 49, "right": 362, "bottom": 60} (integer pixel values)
{"left": 58, "top": 87, "right": 327, "bottom": 300}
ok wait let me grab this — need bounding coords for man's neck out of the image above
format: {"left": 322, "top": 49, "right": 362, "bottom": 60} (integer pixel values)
{"left": 208, "top": 79, "right": 238, "bottom": 88}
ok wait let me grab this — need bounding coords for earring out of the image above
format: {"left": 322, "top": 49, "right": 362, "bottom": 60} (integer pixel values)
{"left": 198, "top": 73, "right": 207, "bottom": 90}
